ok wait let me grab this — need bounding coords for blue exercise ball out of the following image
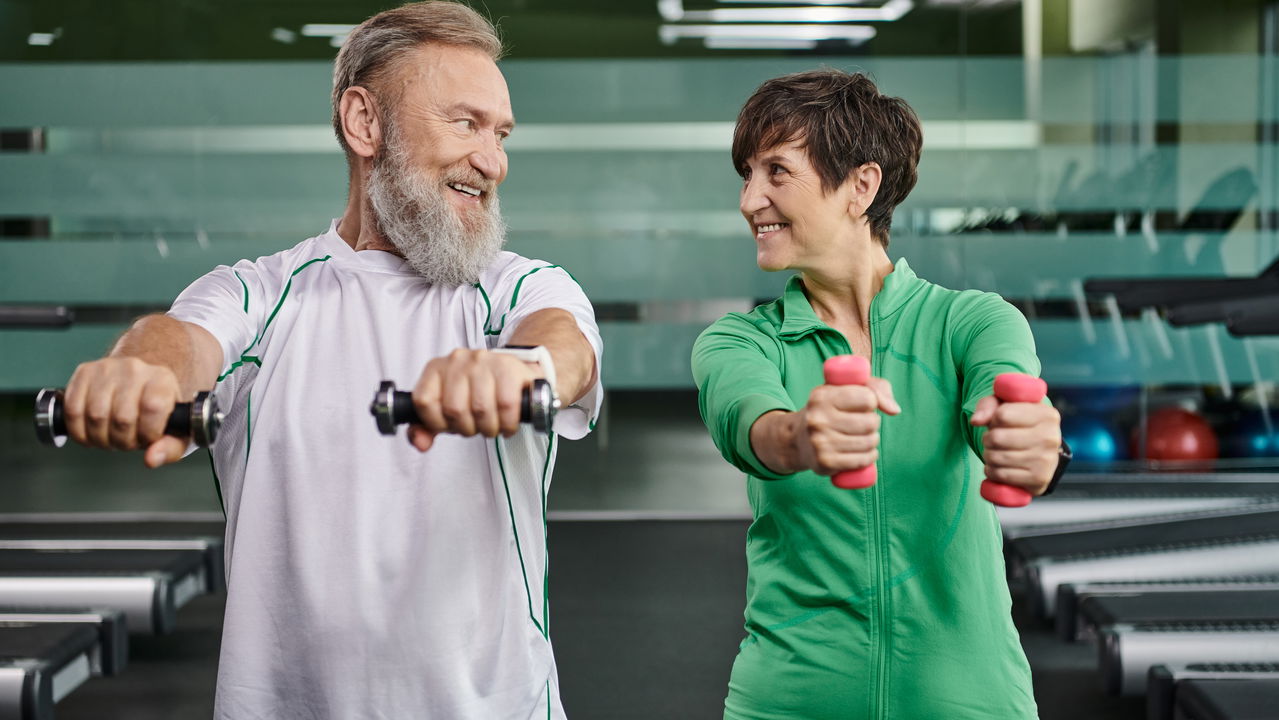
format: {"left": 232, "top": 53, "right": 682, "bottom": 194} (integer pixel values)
{"left": 1222, "top": 410, "right": 1279, "bottom": 458}
{"left": 1061, "top": 415, "right": 1124, "bottom": 462}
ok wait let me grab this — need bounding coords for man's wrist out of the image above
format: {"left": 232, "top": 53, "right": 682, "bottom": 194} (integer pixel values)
{"left": 492, "top": 345, "right": 557, "bottom": 396}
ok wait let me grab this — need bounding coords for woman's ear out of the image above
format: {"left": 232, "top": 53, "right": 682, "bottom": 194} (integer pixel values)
{"left": 847, "top": 162, "right": 883, "bottom": 220}
{"left": 339, "top": 86, "right": 383, "bottom": 159}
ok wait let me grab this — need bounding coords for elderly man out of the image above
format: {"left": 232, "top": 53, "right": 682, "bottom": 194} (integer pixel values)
{"left": 57, "top": 2, "right": 601, "bottom": 718}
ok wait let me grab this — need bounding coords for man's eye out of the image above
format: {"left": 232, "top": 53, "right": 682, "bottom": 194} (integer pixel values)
{"left": 770, "top": 164, "right": 785, "bottom": 175}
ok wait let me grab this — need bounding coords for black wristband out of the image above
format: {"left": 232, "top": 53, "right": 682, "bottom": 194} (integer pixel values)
{"left": 1041, "top": 439, "right": 1072, "bottom": 496}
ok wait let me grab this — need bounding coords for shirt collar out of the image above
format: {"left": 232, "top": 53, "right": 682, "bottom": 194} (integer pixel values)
{"left": 320, "top": 218, "right": 416, "bottom": 274}
{"left": 777, "top": 257, "right": 925, "bottom": 340}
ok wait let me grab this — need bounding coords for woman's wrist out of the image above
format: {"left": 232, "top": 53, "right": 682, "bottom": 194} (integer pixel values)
{"left": 751, "top": 410, "right": 803, "bottom": 475}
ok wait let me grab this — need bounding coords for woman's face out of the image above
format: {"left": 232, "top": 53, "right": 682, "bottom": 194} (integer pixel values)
{"left": 739, "top": 138, "right": 856, "bottom": 273}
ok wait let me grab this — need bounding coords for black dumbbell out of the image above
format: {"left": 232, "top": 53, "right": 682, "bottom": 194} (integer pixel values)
{"left": 370, "top": 379, "right": 558, "bottom": 436}
{"left": 34, "top": 388, "right": 223, "bottom": 448}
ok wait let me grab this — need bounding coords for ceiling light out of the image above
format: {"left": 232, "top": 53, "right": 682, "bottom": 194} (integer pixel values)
{"left": 300, "top": 24, "right": 359, "bottom": 37}
{"left": 271, "top": 27, "right": 298, "bottom": 44}
{"left": 720, "top": 0, "right": 879, "bottom": 4}
{"left": 660, "top": 23, "right": 877, "bottom": 44}
{"left": 659, "top": 0, "right": 912, "bottom": 22}
{"left": 703, "top": 37, "right": 820, "bottom": 49}
{"left": 27, "top": 31, "right": 58, "bottom": 46}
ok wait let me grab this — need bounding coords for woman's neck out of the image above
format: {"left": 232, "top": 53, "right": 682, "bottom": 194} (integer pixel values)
{"left": 800, "top": 240, "right": 895, "bottom": 335}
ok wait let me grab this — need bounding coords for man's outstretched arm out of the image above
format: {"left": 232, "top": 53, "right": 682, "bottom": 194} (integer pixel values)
{"left": 63, "top": 313, "right": 224, "bottom": 467}
{"left": 406, "top": 307, "right": 597, "bottom": 451}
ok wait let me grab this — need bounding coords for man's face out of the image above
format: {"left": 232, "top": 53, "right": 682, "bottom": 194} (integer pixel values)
{"left": 367, "top": 44, "right": 515, "bottom": 285}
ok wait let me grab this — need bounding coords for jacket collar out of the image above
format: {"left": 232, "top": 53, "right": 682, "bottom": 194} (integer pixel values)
{"left": 777, "top": 257, "right": 925, "bottom": 340}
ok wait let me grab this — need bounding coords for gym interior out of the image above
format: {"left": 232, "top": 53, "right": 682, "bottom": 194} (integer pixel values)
{"left": 3, "top": 1, "right": 1279, "bottom": 718}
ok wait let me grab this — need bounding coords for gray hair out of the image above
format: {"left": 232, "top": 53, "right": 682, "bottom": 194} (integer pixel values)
{"left": 331, "top": 1, "right": 503, "bottom": 157}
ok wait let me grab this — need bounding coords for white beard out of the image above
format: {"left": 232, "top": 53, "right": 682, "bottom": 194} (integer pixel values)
{"left": 366, "top": 128, "right": 506, "bottom": 286}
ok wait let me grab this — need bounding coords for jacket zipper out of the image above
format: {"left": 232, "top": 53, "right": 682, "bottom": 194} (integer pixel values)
{"left": 869, "top": 308, "right": 889, "bottom": 720}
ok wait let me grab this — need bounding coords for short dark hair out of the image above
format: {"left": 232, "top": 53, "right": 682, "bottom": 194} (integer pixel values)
{"left": 731, "top": 69, "right": 922, "bottom": 247}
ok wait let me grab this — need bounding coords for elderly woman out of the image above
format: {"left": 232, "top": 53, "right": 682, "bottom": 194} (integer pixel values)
{"left": 691, "top": 70, "right": 1067, "bottom": 719}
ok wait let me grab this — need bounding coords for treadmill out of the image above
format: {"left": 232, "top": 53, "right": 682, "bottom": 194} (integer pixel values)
{"left": 0, "top": 517, "right": 225, "bottom": 635}
{"left": 997, "top": 477, "right": 1279, "bottom": 540}
{"left": 1056, "top": 577, "right": 1279, "bottom": 642}
{"left": 1081, "top": 590, "right": 1279, "bottom": 696}
{"left": 0, "top": 548, "right": 212, "bottom": 636}
{"left": 1004, "top": 507, "right": 1279, "bottom": 618}
{"left": 0, "top": 608, "right": 126, "bottom": 720}
{"left": 1149, "top": 665, "right": 1279, "bottom": 720}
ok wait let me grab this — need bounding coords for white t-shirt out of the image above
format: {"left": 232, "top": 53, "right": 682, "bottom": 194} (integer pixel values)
{"left": 169, "top": 221, "right": 603, "bottom": 720}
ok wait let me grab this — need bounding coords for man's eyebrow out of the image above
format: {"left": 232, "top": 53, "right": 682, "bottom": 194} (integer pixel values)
{"left": 444, "top": 103, "right": 515, "bottom": 131}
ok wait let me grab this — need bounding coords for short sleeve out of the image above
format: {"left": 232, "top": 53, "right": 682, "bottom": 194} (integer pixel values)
{"left": 691, "top": 314, "right": 796, "bottom": 480}
{"left": 167, "top": 259, "right": 274, "bottom": 377}
{"left": 950, "top": 292, "right": 1044, "bottom": 456}
{"left": 486, "top": 262, "right": 603, "bottom": 440}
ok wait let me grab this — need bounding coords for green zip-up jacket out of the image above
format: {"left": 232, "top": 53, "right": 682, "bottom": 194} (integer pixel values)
{"left": 692, "top": 258, "right": 1040, "bottom": 720}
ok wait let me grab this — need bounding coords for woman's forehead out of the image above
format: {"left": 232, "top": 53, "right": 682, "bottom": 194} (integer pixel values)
{"left": 748, "top": 138, "right": 807, "bottom": 163}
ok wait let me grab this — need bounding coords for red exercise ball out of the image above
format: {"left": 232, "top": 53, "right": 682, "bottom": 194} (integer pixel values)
{"left": 1131, "top": 407, "right": 1219, "bottom": 460}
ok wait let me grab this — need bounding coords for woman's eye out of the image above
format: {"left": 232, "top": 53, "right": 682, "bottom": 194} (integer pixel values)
{"left": 770, "top": 163, "right": 785, "bottom": 175}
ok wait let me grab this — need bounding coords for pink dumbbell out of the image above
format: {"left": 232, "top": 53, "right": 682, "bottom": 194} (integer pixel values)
{"left": 822, "top": 355, "right": 877, "bottom": 490}
{"left": 978, "top": 373, "right": 1049, "bottom": 508}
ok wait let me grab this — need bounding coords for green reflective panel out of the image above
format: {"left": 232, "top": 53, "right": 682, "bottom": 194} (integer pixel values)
{"left": 0, "top": 326, "right": 127, "bottom": 391}
{"left": 0, "top": 239, "right": 289, "bottom": 304}
{"left": 599, "top": 322, "right": 707, "bottom": 389}
{"left": 3, "top": 57, "right": 1270, "bottom": 127}
{"left": 1034, "top": 320, "right": 1279, "bottom": 388}
{"left": 1, "top": 144, "right": 1265, "bottom": 226}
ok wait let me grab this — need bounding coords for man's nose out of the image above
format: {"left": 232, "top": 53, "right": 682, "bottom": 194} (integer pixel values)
{"left": 469, "top": 138, "right": 505, "bottom": 183}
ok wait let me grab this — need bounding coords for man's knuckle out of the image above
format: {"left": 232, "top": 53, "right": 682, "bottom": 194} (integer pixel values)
{"left": 139, "top": 395, "right": 169, "bottom": 415}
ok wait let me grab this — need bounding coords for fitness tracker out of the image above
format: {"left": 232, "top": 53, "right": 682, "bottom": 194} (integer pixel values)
{"left": 1042, "top": 440, "right": 1072, "bottom": 496}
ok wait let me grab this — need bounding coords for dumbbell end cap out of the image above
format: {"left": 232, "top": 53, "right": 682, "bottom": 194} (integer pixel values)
{"left": 831, "top": 466, "right": 876, "bottom": 489}
{"left": 34, "top": 388, "right": 66, "bottom": 448}
{"left": 371, "top": 381, "right": 397, "bottom": 435}
{"left": 980, "top": 480, "right": 1032, "bottom": 507}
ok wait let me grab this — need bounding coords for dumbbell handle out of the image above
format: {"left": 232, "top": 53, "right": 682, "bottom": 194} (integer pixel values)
{"left": 370, "top": 379, "right": 558, "bottom": 436}
{"left": 34, "top": 388, "right": 222, "bottom": 448}
{"left": 823, "top": 355, "right": 877, "bottom": 490}
{"left": 978, "top": 374, "right": 1048, "bottom": 508}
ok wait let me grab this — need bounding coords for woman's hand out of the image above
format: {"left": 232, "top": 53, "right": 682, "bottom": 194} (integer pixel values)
{"left": 970, "top": 397, "right": 1061, "bottom": 496}
{"left": 751, "top": 378, "right": 900, "bottom": 476}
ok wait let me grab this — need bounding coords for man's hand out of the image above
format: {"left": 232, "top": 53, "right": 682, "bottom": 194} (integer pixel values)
{"left": 63, "top": 357, "right": 189, "bottom": 468}
{"left": 407, "top": 349, "right": 542, "bottom": 452}
{"left": 752, "top": 376, "right": 900, "bottom": 476}
{"left": 970, "top": 396, "right": 1061, "bottom": 496}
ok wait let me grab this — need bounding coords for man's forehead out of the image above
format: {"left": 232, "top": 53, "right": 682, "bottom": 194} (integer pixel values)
{"left": 400, "top": 44, "right": 512, "bottom": 117}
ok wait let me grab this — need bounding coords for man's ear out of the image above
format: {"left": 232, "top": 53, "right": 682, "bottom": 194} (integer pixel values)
{"left": 339, "top": 86, "right": 382, "bottom": 159}
{"left": 847, "top": 162, "right": 883, "bottom": 220}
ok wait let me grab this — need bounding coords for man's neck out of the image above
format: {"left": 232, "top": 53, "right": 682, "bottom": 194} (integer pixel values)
{"left": 337, "top": 167, "right": 400, "bottom": 254}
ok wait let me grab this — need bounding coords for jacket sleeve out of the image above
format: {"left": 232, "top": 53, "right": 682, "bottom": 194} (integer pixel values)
{"left": 950, "top": 291, "right": 1044, "bottom": 458}
{"left": 691, "top": 314, "right": 797, "bottom": 480}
